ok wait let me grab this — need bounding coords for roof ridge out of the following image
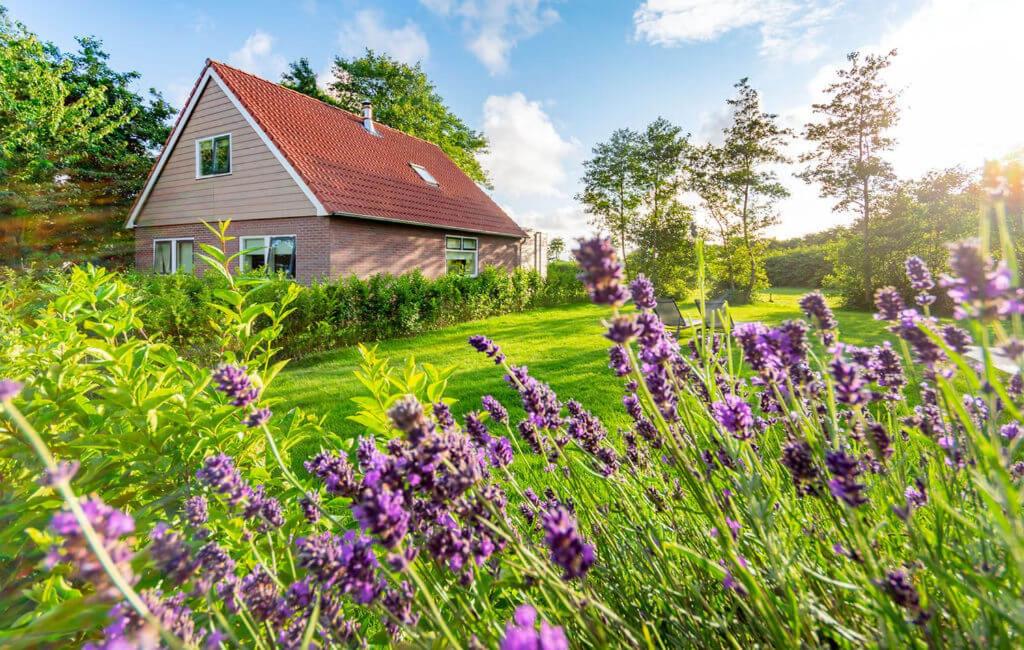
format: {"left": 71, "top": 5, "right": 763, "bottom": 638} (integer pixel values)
{"left": 207, "top": 59, "right": 447, "bottom": 154}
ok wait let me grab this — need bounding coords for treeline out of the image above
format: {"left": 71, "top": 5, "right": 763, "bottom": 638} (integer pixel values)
{"left": 579, "top": 49, "right": 1023, "bottom": 308}
{"left": 767, "top": 164, "right": 1024, "bottom": 309}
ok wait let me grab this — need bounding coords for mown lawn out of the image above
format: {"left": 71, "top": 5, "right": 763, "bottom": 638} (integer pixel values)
{"left": 269, "top": 288, "right": 893, "bottom": 438}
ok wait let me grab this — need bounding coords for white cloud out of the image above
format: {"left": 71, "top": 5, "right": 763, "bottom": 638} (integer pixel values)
{"left": 633, "top": 0, "right": 842, "bottom": 62}
{"left": 479, "top": 92, "right": 577, "bottom": 198}
{"left": 503, "top": 204, "right": 593, "bottom": 242}
{"left": 419, "top": 0, "right": 559, "bottom": 74}
{"left": 229, "top": 31, "right": 287, "bottom": 80}
{"left": 338, "top": 10, "right": 430, "bottom": 65}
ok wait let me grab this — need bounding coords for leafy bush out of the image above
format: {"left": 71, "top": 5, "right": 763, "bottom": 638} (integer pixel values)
{"left": 3, "top": 203, "right": 1024, "bottom": 648}
{"left": 765, "top": 244, "right": 834, "bottom": 288}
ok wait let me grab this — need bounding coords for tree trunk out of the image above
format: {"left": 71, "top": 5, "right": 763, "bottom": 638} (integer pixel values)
{"left": 862, "top": 178, "right": 872, "bottom": 306}
{"left": 742, "top": 185, "right": 755, "bottom": 297}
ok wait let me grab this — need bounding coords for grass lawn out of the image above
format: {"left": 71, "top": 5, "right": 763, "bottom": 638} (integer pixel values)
{"left": 270, "top": 288, "right": 894, "bottom": 439}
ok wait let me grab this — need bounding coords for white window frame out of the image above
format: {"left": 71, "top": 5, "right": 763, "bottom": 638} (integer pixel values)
{"left": 410, "top": 163, "right": 439, "bottom": 187}
{"left": 238, "top": 234, "right": 297, "bottom": 278}
{"left": 195, "top": 132, "right": 233, "bottom": 179}
{"left": 152, "top": 238, "right": 195, "bottom": 274}
{"left": 445, "top": 235, "right": 479, "bottom": 277}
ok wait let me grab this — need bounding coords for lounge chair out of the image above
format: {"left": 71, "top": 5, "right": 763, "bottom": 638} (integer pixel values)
{"left": 693, "top": 297, "right": 732, "bottom": 329}
{"left": 654, "top": 298, "right": 698, "bottom": 337}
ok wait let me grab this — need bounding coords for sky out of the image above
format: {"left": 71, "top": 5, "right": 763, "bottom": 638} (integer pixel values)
{"left": 9, "top": 0, "right": 1024, "bottom": 242}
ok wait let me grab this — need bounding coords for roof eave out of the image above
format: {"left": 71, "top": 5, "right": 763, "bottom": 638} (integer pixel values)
{"left": 330, "top": 211, "right": 527, "bottom": 239}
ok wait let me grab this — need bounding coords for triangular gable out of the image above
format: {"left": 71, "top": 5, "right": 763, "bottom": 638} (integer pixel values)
{"left": 125, "top": 63, "right": 326, "bottom": 228}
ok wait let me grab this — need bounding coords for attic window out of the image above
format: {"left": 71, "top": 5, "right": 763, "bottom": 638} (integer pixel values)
{"left": 410, "top": 163, "right": 439, "bottom": 187}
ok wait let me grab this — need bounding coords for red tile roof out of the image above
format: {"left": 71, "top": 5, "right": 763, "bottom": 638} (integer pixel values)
{"left": 206, "top": 60, "right": 525, "bottom": 238}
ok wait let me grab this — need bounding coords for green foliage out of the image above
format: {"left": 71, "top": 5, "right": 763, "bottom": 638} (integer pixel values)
{"left": 765, "top": 244, "right": 834, "bottom": 288}
{"left": 0, "top": 231, "right": 325, "bottom": 636}
{"left": 280, "top": 57, "right": 339, "bottom": 106}
{"left": 546, "top": 236, "right": 565, "bottom": 261}
{"left": 576, "top": 128, "right": 644, "bottom": 266}
{"left": 0, "top": 8, "right": 173, "bottom": 268}
{"left": 321, "top": 49, "right": 489, "bottom": 184}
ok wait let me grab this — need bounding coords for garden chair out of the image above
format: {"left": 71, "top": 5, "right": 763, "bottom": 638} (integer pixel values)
{"left": 654, "top": 298, "right": 698, "bottom": 337}
{"left": 693, "top": 296, "right": 732, "bottom": 329}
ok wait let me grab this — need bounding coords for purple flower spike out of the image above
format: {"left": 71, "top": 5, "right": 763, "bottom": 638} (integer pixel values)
{"left": 388, "top": 395, "right": 436, "bottom": 445}
{"left": 605, "top": 314, "right": 641, "bottom": 344}
{"left": 150, "top": 523, "right": 195, "bottom": 584}
{"left": 873, "top": 287, "right": 905, "bottom": 322}
{"left": 196, "top": 454, "right": 251, "bottom": 508}
{"left": 906, "top": 256, "right": 935, "bottom": 292}
{"left": 711, "top": 394, "right": 755, "bottom": 440}
{"left": 469, "top": 335, "right": 506, "bottom": 364}
{"left": 211, "top": 364, "right": 260, "bottom": 408}
{"left": 541, "top": 507, "right": 595, "bottom": 580}
{"left": 305, "top": 451, "right": 357, "bottom": 497}
{"left": 608, "top": 345, "right": 632, "bottom": 377}
{"left": 0, "top": 379, "right": 23, "bottom": 401}
{"left": 184, "top": 496, "right": 208, "bottom": 527}
{"left": 243, "top": 407, "right": 271, "bottom": 428}
{"left": 482, "top": 395, "right": 509, "bottom": 423}
{"left": 500, "top": 605, "right": 568, "bottom": 650}
{"left": 629, "top": 275, "right": 657, "bottom": 310}
{"left": 574, "top": 237, "right": 629, "bottom": 307}
{"left": 49, "top": 496, "right": 136, "bottom": 597}
{"left": 941, "top": 325, "right": 971, "bottom": 354}
{"left": 826, "top": 450, "right": 867, "bottom": 508}
{"left": 941, "top": 239, "right": 1020, "bottom": 321}
{"left": 830, "top": 355, "right": 870, "bottom": 406}
{"left": 799, "top": 291, "right": 838, "bottom": 337}
{"left": 39, "top": 460, "right": 80, "bottom": 487}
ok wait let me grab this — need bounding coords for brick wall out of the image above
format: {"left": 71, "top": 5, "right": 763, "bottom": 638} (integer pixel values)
{"left": 134, "top": 215, "right": 523, "bottom": 282}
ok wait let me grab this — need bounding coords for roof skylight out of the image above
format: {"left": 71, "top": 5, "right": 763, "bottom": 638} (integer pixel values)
{"left": 410, "top": 163, "right": 439, "bottom": 187}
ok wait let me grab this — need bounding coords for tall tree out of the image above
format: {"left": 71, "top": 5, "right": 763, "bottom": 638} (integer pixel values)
{"left": 691, "top": 79, "right": 791, "bottom": 299}
{"left": 799, "top": 50, "right": 899, "bottom": 306}
{"left": 324, "top": 50, "right": 488, "bottom": 184}
{"left": 546, "top": 237, "right": 565, "bottom": 261}
{"left": 281, "top": 57, "right": 339, "bottom": 106}
{"left": 576, "top": 128, "right": 643, "bottom": 268}
{"left": 637, "top": 117, "right": 689, "bottom": 226}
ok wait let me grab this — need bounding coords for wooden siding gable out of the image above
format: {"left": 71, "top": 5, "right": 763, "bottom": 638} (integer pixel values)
{"left": 127, "top": 67, "right": 325, "bottom": 228}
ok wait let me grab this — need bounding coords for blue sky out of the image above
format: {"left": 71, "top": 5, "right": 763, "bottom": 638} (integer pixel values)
{"left": 10, "top": 0, "right": 1024, "bottom": 240}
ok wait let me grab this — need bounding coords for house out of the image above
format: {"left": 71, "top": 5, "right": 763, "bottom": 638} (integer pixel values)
{"left": 127, "top": 60, "right": 532, "bottom": 283}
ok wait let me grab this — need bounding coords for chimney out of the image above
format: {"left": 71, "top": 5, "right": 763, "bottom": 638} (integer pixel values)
{"left": 362, "top": 100, "right": 377, "bottom": 135}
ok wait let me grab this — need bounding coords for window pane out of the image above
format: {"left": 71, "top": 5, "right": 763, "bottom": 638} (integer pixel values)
{"left": 177, "top": 240, "right": 194, "bottom": 273}
{"left": 154, "top": 241, "right": 172, "bottom": 274}
{"left": 269, "top": 236, "right": 296, "bottom": 278}
{"left": 446, "top": 250, "right": 476, "bottom": 276}
{"left": 462, "top": 239, "right": 477, "bottom": 250}
{"left": 446, "top": 236, "right": 461, "bottom": 250}
{"left": 241, "top": 237, "right": 266, "bottom": 272}
{"left": 214, "top": 136, "right": 231, "bottom": 174}
{"left": 199, "top": 139, "right": 214, "bottom": 176}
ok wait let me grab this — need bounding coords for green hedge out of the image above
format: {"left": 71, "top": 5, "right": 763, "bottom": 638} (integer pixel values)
{"left": 765, "top": 245, "right": 833, "bottom": 289}
{"left": 126, "top": 263, "right": 585, "bottom": 360}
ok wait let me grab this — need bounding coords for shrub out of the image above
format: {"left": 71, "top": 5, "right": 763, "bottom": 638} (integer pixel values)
{"left": 765, "top": 244, "right": 833, "bottom": 288}
{"left": 5, "top": 201, "right": 1023, "bottom": 647}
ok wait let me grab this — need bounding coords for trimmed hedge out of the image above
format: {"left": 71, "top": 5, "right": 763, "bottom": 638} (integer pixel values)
{"left": 128, "top": 263, "right": 586, "bottom": 360}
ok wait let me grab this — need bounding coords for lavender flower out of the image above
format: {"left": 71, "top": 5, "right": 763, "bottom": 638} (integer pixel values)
{"left": 299, "top": 491, "right": 321, "bottom": 524}
{"left": 574, "top": 237, "right": 628, "bottom": 306}
{"left": 48, "top": 497, "right": 136, "bottom": 597}
{"left": 1003, "top": 339, "right": 1024, "bottom": 361}
{"left": 469, "top": 335, "right": 506, "bottom": 364}
{"left": 194, "top": 541, "right": 236, "bottom": 593}
{"left": 542, "top": 507, "right": 595, "bottom": 580}
{"left": 500, "top": 605, "right": 568, "bottom": 650}
{"left": 196, "top": 454, "right": 251, "bottom": 507}
{"left": 211, "top": 364, "right": 260, "bottom": 408}
{"left": 490, "top": 436, "right": 514, "bottom": 467}
{"left": 711, "top": 394, "right": 754, "bottom": 439}
{"left": 433, "top": 401, "right": 457, "bottom": 432}
{"left": 873, "top": 287, "right": 905, "bottom": 322}
{"left": 826, "top": 450, "right": 867, "bottom": 508}
{"left": 629, "top": 275, "right": 657, "bottom": 310}
{"left": 150, "top": 523, "right": 195, "bottom": 584}
{"left": 1011, "top": 373, "right": 1023, "bottom": 400}
{"left": 352, "top": 483, "right": 410, "bottom": 549}
{"left": 608, "top": 345, "right": 632, "bottom": 376}
{"left": 905, "top": 256, "right": 936, "bottom": 305}
{"left": 388, "top": 395, "right": 436, "bottom": 445}
{"left": 941, "top": 239, "right": 1019, "bottom": 321}
{"left": 830, "top": 355, "right": 870, "bottom": 406}
{"left": 606, "top": 314, "right": 641, "bottom": 344}
{"left": 184, "top": 496, "right": 208, "bottom": 527}
{"left": 0, "top": 379, "right": 23, "bottom": 401}
{"left": 295, "top": 531, "right": 382, "bottom": 604}
{"left": 382, "top": 581, "right": 419, "bottom": 637}
{"left": 1001, "top": 422, "right": 1022, "bottom": 441}
{"left": 304, "top": 451, "right": 357, "bottom": 497}
{"left": 482, "top": 395, "right": 509, "bottom": 423}
{"left": 878, "top": 570, "right": 928, "bottom": 624}
{"left": 39, "top": 460, "right": 80, "bottom": 487}
{"left": 721, "top": 556, "right": 749, "bottom": 597}
{"left": 941, "top": 325, "right": 971, "bottom": 354}
{"left": 241, "top": 564, "right": 280, "bottom": 622}
{"left": 799, "top": 291, "right": 838, "bottom": 341}
{"left": 506, "top": 366, "right": 562, "bottom": 430}
{"left": 243, "top": 407, "right": 271, "bottom": 428}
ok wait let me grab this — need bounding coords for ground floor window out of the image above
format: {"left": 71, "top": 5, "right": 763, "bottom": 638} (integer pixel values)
{"left": 445, "top": 235, "right": 478, "bottom": 276}
{"left": 153, "top": 238, "right": 195, "bottom": 274}
{"left": 240, "top": 235, "right": 296, "bottom": 278}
